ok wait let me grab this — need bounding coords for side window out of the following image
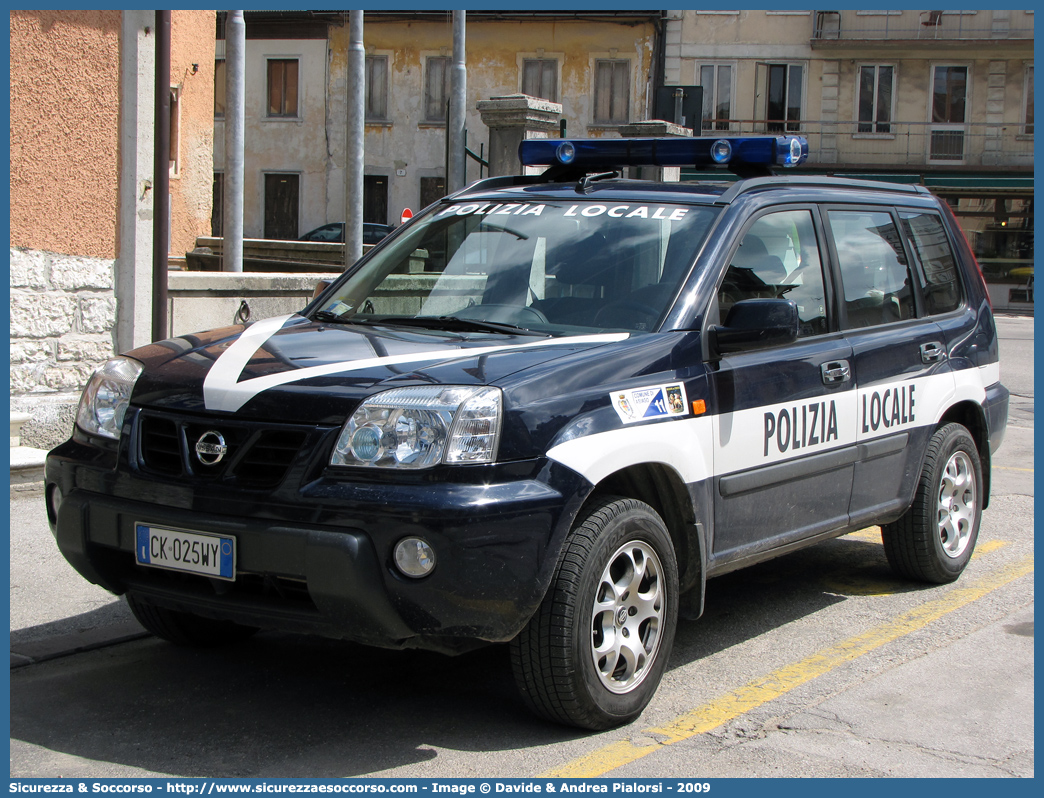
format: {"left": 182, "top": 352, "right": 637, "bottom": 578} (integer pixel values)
{"left": 717, "top": 210, "right": 828, "bottom": 337}
{"left": 900, "top": 211, "right": 963, "bottom": 315}
{"left": 828, "top": 210, "right": 915, "bottom": 328}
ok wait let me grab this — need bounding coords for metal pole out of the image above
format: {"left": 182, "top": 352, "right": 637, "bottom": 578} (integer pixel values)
{"left": 152, "top": 10, "right": 170, "bottom": 341}
{"left": 447, "top": 10, "right": 467, "bottom": 192}
{"left": 345, "top": 10, "right": 365, "bottom": 268}
{"left": 223, "top": 10, "right": 246, "bottom": 273}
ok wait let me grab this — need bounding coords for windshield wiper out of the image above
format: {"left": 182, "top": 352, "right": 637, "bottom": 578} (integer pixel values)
{"left": 372, "top": 316, "right": 550, "bottom": 337}
{"left": 311, "top": 309, "right": 353, "bottom": 324}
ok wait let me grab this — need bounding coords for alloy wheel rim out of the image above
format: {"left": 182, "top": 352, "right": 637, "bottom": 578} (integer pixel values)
{"left": 590, "top": 540, "right": 665, "bottom": 693}
{"left": 937, "top": 450, "right": 976, "bottom": 559}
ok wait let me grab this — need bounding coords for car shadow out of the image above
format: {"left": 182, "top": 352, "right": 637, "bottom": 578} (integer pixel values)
{"left": 10, "top": 533, "right": 925, "bottom": 777}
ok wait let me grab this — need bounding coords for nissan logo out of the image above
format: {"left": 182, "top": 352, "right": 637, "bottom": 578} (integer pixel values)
{"left": 195, "top": 430, "right": 228, "bottom": 466}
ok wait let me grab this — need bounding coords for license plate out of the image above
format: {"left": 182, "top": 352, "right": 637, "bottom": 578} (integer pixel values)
{"left": 135, "top": 523, "right": 236, "bottom": 581}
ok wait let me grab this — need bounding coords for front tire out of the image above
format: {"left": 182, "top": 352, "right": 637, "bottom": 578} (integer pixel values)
{"left": 510, "top": 497, "right": 679, "bottom": 730}
{"left": 882, "top": 423, "right": 983, "bottom": 584}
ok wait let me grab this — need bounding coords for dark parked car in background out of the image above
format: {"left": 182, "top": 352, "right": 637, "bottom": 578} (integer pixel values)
{"left": 299, "top": 222, "right": 392, "bottom": 245}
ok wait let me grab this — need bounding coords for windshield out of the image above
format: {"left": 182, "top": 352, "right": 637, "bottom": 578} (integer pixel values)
{"left": 312, "top": 199, "right": 719, "bottom": 335}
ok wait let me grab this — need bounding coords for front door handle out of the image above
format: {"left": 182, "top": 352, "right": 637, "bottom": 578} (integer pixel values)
{"left": 920, "top": 342, "right": 946, "bottom": 363}
{"left": 821, "top": 360, "right": 851, "bottom": 384}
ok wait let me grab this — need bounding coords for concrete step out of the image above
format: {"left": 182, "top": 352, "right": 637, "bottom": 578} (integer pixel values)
{"left": 10, "top": 411, "right": 47, "bottom": 494}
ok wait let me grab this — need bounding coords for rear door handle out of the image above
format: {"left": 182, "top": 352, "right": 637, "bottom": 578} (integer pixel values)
{"left": 920, "top": 342, "right": 946, "bottom": 363}
{"left": 821, "top": 360, "right": 851, "bottom": 384}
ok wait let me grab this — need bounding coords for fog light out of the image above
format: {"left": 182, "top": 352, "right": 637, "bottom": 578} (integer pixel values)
{"left": 394, "top": 537, "right": 436, "bottom": 578}
{"left": 46, "top": 483, "right": 62, "bottom": 529}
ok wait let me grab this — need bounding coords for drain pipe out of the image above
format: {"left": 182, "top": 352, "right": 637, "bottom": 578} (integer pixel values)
{"left": 345, "top": 10, "right": 365, "bottom": 268}
{"left": 224, "top": 10, "right": 246, "bottom": 273}
{"left": 152, "top": 10, "right": 170, "bottom": 341}
{"left": 447, "top": 10, "right": 466, "bottom": 192}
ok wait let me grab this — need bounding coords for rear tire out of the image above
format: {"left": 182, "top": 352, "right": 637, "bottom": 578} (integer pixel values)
{"left": 882, "top": 423, "right": 982, "bottom": 584}
{"left": 510, "top": 497, "right": 679, "bottom": 730}
{"left": 127, "top": 594, "right": 258, "bottom": 647}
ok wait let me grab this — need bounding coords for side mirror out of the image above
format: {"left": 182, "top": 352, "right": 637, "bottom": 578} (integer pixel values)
{"left": 311, "top": 279, "right": 333, "bottom": 300}
{"left": 709, "top": 298, "right": 799, "bottom": 358}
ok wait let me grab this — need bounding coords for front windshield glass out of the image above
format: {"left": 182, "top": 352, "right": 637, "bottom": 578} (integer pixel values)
{"left": 313, "top": 199, "right": 719, "bottom": 335}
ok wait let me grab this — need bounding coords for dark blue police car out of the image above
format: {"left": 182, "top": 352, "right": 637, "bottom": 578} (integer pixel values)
{"left": 46, "top": 135, "right": 1009, "bottom": 730}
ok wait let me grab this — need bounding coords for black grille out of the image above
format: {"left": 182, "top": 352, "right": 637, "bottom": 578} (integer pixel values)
{"left": 139, "top": 416, "right": 182, "bottom": 475}
{"left": 137, "top": 412, "right": 312, "bottom": 488}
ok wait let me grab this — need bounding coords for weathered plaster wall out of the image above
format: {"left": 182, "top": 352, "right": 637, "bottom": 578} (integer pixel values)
{"left": 325, "top": 17, "right": 657, "bottom": 228}
{"left": 10, "top": 10, "right": 121, "bottom": 260}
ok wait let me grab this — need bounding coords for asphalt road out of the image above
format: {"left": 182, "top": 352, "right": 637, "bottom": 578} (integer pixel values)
{"left": 8, "top": 314, "right": 1034, "bottom": 779}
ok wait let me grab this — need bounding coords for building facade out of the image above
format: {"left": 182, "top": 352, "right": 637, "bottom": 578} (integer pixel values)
{"left": 212, "top": 11, "right": 661, "bottom": 241}
{"left": 663, "top": 9, "right": 1034, "bottom": 310}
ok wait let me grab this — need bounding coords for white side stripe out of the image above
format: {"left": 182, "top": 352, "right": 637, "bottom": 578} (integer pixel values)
{"left": 979, "top": 361, "right": 1001, "bottom": 387}
{"left": 549, "top": 366, "right": 994, "bottom": 487}
{"left": 202, "top": 316, "right": 629, "bottom": 413}
{"left": 547, "top": 417, "right": 715, "bottom": 486}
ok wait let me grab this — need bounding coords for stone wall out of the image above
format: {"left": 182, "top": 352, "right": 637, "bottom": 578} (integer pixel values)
{"left": 10, "top": 247, "right": 117, "bottom": 449}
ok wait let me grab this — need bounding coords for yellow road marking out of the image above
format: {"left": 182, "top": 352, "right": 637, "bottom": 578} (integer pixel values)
{"left": 975, "top": 539, "right": 1008, "bottom": 555}
{"left": 541, "top": 555, "right": 1033, "bottom": 778}
{"left": 995, "top": 466, "right": 1034, "bottom": 472}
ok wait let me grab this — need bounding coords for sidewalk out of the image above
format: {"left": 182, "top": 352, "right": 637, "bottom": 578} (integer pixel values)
{"left": 9, "top": 491, "right": 147, "bottom": 668}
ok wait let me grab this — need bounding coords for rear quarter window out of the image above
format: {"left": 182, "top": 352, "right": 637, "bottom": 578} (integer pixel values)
{"left": 899, "top": 210, "right": 964, "bottom": 315}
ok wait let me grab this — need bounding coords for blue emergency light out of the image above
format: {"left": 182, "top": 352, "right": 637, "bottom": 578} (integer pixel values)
{"left": 519, "top": 135, "right": 809, "bottom": 171}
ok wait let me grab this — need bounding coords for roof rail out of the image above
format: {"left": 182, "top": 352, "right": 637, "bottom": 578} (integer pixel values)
{"left": 715, "top": 175, "right": 930, "bottom": 205}
{"left": 445, "top": 174, "right": 541, "bottom": 200}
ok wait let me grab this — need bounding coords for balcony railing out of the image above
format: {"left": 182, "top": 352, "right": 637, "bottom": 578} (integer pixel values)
{"left": 812, "top": 10, "right": 1033, "bottom": 42}
{"left": 698, "top": 119, "right": 1033, "bottom": 170}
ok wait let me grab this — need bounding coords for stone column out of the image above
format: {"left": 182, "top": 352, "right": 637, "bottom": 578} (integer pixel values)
{"left": 476, "top": 94, "right": 562, "bottom": 177}
{"left": 617, "top": 120, "right": 693, "bottom": 182}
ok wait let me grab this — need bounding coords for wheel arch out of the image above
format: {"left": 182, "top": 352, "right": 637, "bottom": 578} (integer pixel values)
{"left": 580, "top": 462, "right": 704, "bottom": 595}
{"left": 938, "top": 400, "right": 992, "bottom": 508}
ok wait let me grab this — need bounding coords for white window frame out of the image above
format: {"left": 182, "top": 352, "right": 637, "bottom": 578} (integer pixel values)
{"left": 854, "top": 63, "right": 897, "bottom": 139}
{"left": 265, "top": 56, "right": 301, "bottom": 120}
{"left": 169, "top": 85, "right": 181, "bottom": 178}
{"left": 1020, "top": 64, "right": 1034, "bottom": 138}
{"left": 696, "top": 62, "right": 736, "bottom": 132}
{"left": 590, "top": 55, "right": 632, "bottom": 128}
{"left": 927, "top": 62, "right": 970, "bottom": 164}
{"left": 422, "top": 54, "right": 451, "bottom": 124}
{"left": 760, "top": 61, "right": 807, "bottom": 133}
{"left": 518, "top": 53, "right": 563, "bottom": 104}
{"left": 365, "top": 52, "right": 391, "bottom": 123}
{"left": 214, "top": 58, "right": 226, "bottom": 119}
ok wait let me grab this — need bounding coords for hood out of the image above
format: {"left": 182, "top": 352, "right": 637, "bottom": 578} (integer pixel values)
{"left": 128, "top": 314, "right": 629, "bottom": 424}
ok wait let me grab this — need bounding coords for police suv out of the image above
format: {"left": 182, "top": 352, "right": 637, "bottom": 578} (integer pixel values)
{"left": 46, "top": 135, "right": 1009, "bottom": 730}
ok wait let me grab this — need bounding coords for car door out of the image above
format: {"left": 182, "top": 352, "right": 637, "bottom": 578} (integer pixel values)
{"left": 822, "top": 206, "right": 957, "bottom": 527}
{"left": 708, "top": 207, "right": 857, "bottom": 567}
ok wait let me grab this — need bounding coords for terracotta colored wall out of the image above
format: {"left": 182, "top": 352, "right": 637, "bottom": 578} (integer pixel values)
{"left": 10, "top": 10, "right": 121, "bottom": 260}
{"left": 169, "top": 10, "right": 217, "bottom": 256}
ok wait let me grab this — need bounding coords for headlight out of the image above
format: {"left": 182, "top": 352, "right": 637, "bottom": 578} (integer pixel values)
{"left": 331, "top": 385, "right": 503, "bottom": 469}
{"left": 75, "top": 357, "right": 144, "bottom": 440}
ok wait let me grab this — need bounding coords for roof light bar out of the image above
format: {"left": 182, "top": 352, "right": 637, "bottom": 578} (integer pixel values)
{"left": 519, "top": 135, "right": 809, "bottom": 171}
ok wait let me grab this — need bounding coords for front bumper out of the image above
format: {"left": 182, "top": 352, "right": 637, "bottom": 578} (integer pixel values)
{"left": 47, "top": 444, "right": 588, "bottom": 654}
